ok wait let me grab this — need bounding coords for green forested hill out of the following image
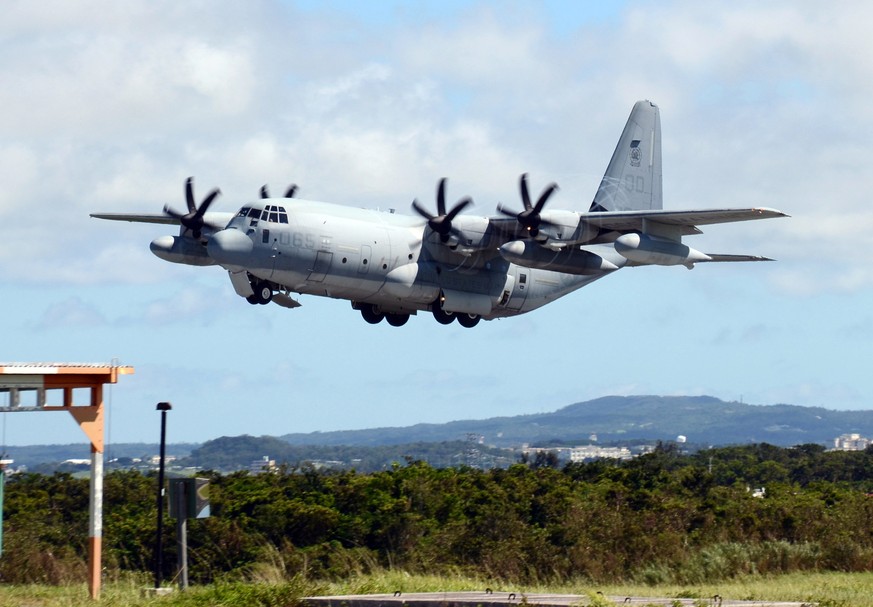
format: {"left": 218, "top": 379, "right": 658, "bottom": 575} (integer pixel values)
{"left": 278, "top": 395, "right": 873, "bottom": 448}
{"left": 7, "top": 396, "right": 873, "bottom": 472}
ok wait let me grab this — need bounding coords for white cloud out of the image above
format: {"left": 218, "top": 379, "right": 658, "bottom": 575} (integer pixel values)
{"left": 2, "top": 1, "right": 872, "bottom": 297}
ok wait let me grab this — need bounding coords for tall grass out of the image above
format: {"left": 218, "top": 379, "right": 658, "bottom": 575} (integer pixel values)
{"left": 0, "top": 571, "right": 871, "bottom": 607}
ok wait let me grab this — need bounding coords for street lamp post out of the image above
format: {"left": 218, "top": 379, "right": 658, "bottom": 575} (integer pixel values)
{"left": 154, "top": 402, "right": 172, "bottom": 589}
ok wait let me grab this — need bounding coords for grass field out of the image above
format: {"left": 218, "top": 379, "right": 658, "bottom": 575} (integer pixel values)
{"left": 1, "top": 571, "right": 870, "bottom": 606}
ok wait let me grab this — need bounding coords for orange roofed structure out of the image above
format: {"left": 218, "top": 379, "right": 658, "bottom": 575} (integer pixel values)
{"left": 0, "top": 362, "right": 134, "bottom": 600}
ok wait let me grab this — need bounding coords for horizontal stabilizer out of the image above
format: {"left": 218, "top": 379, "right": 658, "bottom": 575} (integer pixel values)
{"left": 698, "top": 254, "right": 775, "bottom": 263}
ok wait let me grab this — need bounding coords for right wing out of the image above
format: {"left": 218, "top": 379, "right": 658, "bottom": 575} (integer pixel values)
{"left": 89, "top": 213, "right": 178, "bottom": 225}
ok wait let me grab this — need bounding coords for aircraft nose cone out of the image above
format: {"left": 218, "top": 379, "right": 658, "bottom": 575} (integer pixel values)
{"left": 207, "top": 228, "right": 253, "bottom": 268}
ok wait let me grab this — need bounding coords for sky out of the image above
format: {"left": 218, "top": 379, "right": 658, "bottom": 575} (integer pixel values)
{"left": 1, "top": 0, "right": 872, "bottom": 447}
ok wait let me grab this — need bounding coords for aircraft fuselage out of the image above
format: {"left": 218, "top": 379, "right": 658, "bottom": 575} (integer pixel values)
{"left": 206, "top": 198, "right": 610, "bottom": 321}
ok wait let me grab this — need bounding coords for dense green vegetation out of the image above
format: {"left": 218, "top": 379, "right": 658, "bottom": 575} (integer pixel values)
{"left": 2, "top": 443, "right": 873, "bottom": 591}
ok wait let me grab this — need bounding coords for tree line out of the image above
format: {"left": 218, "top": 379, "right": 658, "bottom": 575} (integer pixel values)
{"left": 2, "top": 442, "right": 873, "bottom": 586}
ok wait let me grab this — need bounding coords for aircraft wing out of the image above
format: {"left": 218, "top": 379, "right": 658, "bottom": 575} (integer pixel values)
{"left": 90, "top": 212, "right": 236, "bottom": 226}
{"left": 581, "top": 207, "right": 788, "bottom": 235}
{"left": 90, "top": 213, "right": 179, "bottom": 225}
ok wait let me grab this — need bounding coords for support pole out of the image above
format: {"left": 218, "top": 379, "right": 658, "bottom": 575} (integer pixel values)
{"left": 175, "top": 485, "right": 188, "bottom": 590}
{"left": 88, "top": 444, "right": 103, "bottom": 599}
{"left": 154, "top": 402, "right": 172, "bottom": 590}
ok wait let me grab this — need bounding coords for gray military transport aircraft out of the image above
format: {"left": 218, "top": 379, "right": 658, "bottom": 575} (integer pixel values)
{"left": 92, "top": 100, "right": 786, "bottom": 328}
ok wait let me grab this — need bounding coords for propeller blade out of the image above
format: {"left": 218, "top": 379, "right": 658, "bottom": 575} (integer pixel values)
{"left": 444, "top": 197, "right": 472, "bottom": 221}
{"left": 411, "top": 199, "right": 435, "bottom": 221}
{"left": 534, "top": 183, "right": 559, "bottom": 213}
{"left": 411, "top": 178, "right": 472, "bottom": 242}
{"left": 196, "top": 188, "right": 221, "bottom": 218}
{"left": 260, "top": 185, "right": 269, "bottom": 199}
{"left": 165, "top": 177, "right": 222, "bottom": 239}
{"left": 185, "top": 177, "right": 197, "bottom": 213}
{"left": 436, "top": 178, "right": 447, "bottom": 216}
{"left": 284, "top": 184, "right": 298, "bottom": 198}
{"left": 500, "top": 174, "right": 560, "bottom": 238}
{"left": 520, "top": 173, "right": 532, "bottom": 211}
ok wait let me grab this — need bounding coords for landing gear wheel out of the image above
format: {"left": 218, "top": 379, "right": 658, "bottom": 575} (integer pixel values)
{"left": 385, "top": 313, "right": 410, "bottom": 327}
{"left": 432, "top": 300, "right": 455, "bottom": 325}
{"left": 251, "top": 281, "right": 273, "bottom": 305}
{"left": 457, "top": 313, "right": 480, "bottom": 328}
{"left": 360, "top": 304, "right": 385, "bottom": 324}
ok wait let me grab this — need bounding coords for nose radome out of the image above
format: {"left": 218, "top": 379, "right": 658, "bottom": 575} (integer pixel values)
{"left": 206, "top": 228, "right": 253, "bottom": 267}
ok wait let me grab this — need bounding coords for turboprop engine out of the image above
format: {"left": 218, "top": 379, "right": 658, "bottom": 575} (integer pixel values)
{"left": 150, "top": 235, "right": 215, "bottom": 266}
{"left": 499, "top": 240, "right": 619, "bottom": 275}
{"left": 614, "top": 233, "right": 710, "bottom": 268}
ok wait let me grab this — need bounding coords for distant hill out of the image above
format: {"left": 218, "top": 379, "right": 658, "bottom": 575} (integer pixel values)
{"left": 278, "top": 395, "right": 873, "bottom": 448}
{"left": 8, "top": 396, "right": 873, "bottom": 472}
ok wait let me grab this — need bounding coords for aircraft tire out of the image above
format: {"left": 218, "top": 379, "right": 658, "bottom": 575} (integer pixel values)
{"left": 432, "top": 302, "right": 455, "bottom": 325}
{"left": 256, "top": 283, "right": 273, "bottom": 305}
{"left": 248, "top": 281, "right": 273, "bottom": 304}
{"left": 457, "top": 313, "right": 480, "bottom": 328}
{"left": 360, "top": 304, "right": 385, "bottom": 324}
{"left": 385, "top": 313, "right": 410, "bottom": 327}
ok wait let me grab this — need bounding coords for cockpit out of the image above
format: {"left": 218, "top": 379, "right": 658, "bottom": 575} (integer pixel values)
{"left": 236, "top": 204, "right": 289, "bottom": 225}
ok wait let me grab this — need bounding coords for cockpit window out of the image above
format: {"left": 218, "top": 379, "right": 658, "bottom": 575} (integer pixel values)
{"left": 254, "top": 204, "right": 289, "bottom": 224}
{"left": 237, "top": 207, "right": 251, "bottom": 217}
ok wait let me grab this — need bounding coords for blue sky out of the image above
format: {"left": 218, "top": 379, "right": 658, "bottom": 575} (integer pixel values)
{"left": 1, "top": 1, "right": 871, "bottom": 447}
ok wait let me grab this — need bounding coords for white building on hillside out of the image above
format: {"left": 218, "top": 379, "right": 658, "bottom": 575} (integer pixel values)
{"left": 833, "top": 433, "right": 871, "bottom": 451}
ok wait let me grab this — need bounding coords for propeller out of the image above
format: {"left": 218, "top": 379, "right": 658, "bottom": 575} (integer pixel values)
{"left": 497, "top": 173, "right": 559, "bottom": 238}
{"left": 163, "top": 177, "right": 221, "bottom": 239}
{"left": 260, "top": 184, "right": 298, "bottom": 198}
{"left": 411, "top": 178, "right": 472, "bottom": 243}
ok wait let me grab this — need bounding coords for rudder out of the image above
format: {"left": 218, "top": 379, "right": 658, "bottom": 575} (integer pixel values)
{"left": 590, "top": 100, "right": 662, "bottom": 212}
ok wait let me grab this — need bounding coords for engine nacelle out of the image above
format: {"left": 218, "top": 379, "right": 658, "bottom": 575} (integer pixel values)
{"left": 614, "top": 233, "right": 710, "bottom": 267}
{"left": 536, "top": 210, "right": 600, "bottom": 245}
{"left": 446, "top": 215, "right": 496, "bottom": 253}
{"left": 150, "top": 235, "right": 215, "bottom": 266}
{"left": 499, "top": 240, "right": 619, "bottom": 275}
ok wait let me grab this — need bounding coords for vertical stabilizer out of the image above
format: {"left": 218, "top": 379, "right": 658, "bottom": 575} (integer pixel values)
{"left": 590, "top": 100, "right": 662, "bottom": 212}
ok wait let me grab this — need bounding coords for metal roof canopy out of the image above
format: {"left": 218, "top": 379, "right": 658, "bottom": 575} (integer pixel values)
{"left": 0, "top": 362, "right": 134, "bottom": 600}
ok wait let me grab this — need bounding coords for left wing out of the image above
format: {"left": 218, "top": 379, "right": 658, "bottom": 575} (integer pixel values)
{"left": 580, "top": 207, "right": 788, "bottom": 235}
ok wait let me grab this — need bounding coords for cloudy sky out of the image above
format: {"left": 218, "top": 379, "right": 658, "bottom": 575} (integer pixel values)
{"left": 1, "top": 1, "right": 871, "bottom": 448}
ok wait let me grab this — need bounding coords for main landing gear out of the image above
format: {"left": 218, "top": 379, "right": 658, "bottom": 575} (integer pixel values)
{"left": 246, "top": 280, "right": 273, "bottom": 305}
{"left": 353, "top": 301, "right": 480, "bottom": 328}
{"left": 431, "top": 299, "right": 480, "bottom": 328}
{"left": 357, "top": 303, "right": 410, "bottom": 326}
